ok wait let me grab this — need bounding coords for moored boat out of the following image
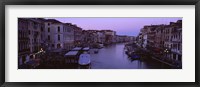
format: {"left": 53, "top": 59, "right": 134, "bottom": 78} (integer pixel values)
{"left": 78, "top": 52, "right": 91, "bottom": 69}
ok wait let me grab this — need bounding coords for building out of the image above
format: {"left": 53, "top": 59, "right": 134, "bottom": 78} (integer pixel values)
{"left": 137, "top": 20, "right": 182, "bottom": 66}
{"left": 102, "top": 30, "right": 116, "bottom": 44}
{"left": 18, "top": 18, "right": 30, "bottom": 65}
{"left": 44, "top": 19, "right": 75, "bottom": 51}
{"left": 73, "top": 24, "right": 82, "bottom": 46}
{"left": 44, "top": 19, "right": 62, "bottom": 50}
{"left": 165, "top": 20, "right": 182, "bottom": 63}
{"left": 63, "top": 23, "right": 75, "bottom": 51}
{"left": 27, "top": 19, "right": 43, "bottom": 54}
{"left": 154, "top": 25, "right": 165, "bottom": 54}
{"left": 97, "top": 31, "right": 106, "bottom": 44}
{"left": 18, "top": 18, "right": 45, "bottom": 65}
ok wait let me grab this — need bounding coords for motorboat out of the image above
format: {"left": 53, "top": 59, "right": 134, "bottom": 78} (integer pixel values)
{"left": 78, "top": 52, "right": 91, "bottom": 69}
{"left": 94, "top": 49, "right": 99, "bottom": 54}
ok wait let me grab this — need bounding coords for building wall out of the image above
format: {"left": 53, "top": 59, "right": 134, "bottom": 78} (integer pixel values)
{"left": 73, "top": 26, "right": 82, "bottom": 46}
{"left": 28, "top": 19, "right": 42, "bottom": 54}
{"left": 18, "top": 18, "right": 44, "bottom": 65}
{"left": 137, "top": 20, "right": 182, "bottom": 64}
{"left": 63, "top": 24, "right": 74, "bottom": 51}
{"left": 44, "top": 22, "right": 75, "bottom": 51}
{"left": 18, "top": 18, "right": 30, "bottom": 65}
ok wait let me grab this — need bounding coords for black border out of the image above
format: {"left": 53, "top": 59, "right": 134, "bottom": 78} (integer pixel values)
{"left": 0, "top": 0, "right": 199, "bottom": 87}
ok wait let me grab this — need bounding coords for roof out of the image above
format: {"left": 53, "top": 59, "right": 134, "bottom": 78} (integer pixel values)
{"left": 19, "top": 18, "right": 44, "bottom": 24}
{"left": 45, "top": 19, "right": 62, "bottom": 24}
{"left": 71, "top": 47, "right": 82, "bottom": 51}
{"left": 83, "top": 47, "right": 90, "bottom": 50}
{"left": 64, "top": 51, "right": 79, "bottom": 56}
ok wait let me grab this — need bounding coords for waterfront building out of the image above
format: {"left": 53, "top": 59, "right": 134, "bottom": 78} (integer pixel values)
{"left": 136, "top": 33, "right": 143, "bottom": 47}
{"left": 166, "top": 20, "right": 182, "bottom": 63}
{"left": 44, "top": 19, "right": 62, "bottom": 51}
{"left": 63, "top": 23, "right": 75, "bottom": 51}
{"left": 44, "top": 19, "right": 75, "bottom": 52}
{"left": 82, "top": 30, "right": 90, "bottom": 47}
{"left": 97, "top": 31, "right": 106, "bottom": 44}
{"left": 18, "top": 18, "right": 30, "bottom": 65}
{"left": 28, "top": 19, "right": 43, "bottom": 54}
{"left": 137, "top": 20, "right": 182, "bottom": 67}
{"left": 154, "top": 25, "right": 165, "bottom": 54}
{"left": 102, "top": 30, "right": 116, "bottom": 44}
{"left": 73, "top": 24, "right": 83, "bottom": 47}
{"left": 18, "top": 18, "right": 45, "bottom": 65}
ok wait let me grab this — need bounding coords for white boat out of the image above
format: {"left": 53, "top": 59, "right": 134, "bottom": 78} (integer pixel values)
{"left": 94, "top": 49, "right": 99, "bottom": 54}
{"left": 78, "top": 52, "right": 91, "bottom": 69}
{"left": 82, "top": 47, "right": 90, "bottom": 51}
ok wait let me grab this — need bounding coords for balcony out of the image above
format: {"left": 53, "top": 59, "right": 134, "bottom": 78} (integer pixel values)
{"left": 171, "top": 39, "right": 182, "bottom": 42}
{"left": 171, "top": 49, "right": 182, "bottom": 54}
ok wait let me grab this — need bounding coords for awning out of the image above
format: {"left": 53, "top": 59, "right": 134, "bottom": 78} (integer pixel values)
{"left": 64, "top": 51, "right": 79, "bottom": 57}
{"left": 71, "top": 47, "right": 82, "bottom": 51}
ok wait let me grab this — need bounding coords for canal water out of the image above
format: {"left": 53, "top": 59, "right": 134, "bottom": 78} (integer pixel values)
{"left": 90, "top": 43, "right": 171, "bottom": 69}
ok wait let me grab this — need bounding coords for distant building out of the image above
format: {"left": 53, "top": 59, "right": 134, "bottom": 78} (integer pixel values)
{"left": 102, "top": 30, "right": 116, "bottom": 44}
{"left": 73, "top": 24, "right": 82, "bottom": 46}
{"left": 97, "top": 31, "right": 106, "bottom": 44}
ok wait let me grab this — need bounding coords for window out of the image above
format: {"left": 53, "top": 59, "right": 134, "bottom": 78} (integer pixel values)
{"left": 178, "top": 55, "right": 182, "bottom": 61}
{"left": 48, "top": 35, "right": 50, "bottom": 40}
{"left": 48, "top": 27, "right": 50, "bottom": 32}
{"left": 67, "top": 28, "right": 71, "bottom": 32}
{"left": 57, "top": 44, "right": 61, "bottom": 48}
{"left": 58, "top": 26, "right": 60, "bottom": 32}
{"left": 28, "top": 30, "right": 31, "bottom": 35}
{"left": 173, "top": 54, "right": 176, "bottom": 60}
{"left": 178, "top": 43, "right": 180, "bottom": 50}
{"left": 33, "top": 22, "right": 38, "bottom": 29}
{"left": 58, "top": 35, "right": 60, "bottom": 41}
{"left": 41, "top": 27, "right": 43, "bottom": 32}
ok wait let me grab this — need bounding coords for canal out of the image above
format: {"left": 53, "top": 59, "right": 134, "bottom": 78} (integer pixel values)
{"left": 90, "top": 43, "right": 171, "bottom": 69}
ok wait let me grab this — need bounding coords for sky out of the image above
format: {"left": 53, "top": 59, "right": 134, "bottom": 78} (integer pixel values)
{"left": 46, "top": 17, "right": 182, "bottom": 36}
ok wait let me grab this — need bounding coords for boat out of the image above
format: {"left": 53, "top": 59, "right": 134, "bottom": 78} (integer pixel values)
{"left": 83, "top": 47, "right": 90, "bottom": 51}
{"left": 99, "top": 44, "right": 104, "bottom": 48}
{"left": 94, "top": 49, "right": 99, "bottom": 54}
{"left": 78, "top": 52, "right": 91, "bottom": 69}
{"left": 131, "top": 53, "right": 140, "bottom": 60}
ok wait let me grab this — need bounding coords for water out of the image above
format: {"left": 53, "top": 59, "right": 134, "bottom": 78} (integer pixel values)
{"left": 90, "top": 43, "right": 171, "bottom": 69}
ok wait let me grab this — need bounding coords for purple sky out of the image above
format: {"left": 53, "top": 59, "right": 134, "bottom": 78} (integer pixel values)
{"left": 46, "top": 17, "right": 182, "bottom": 36}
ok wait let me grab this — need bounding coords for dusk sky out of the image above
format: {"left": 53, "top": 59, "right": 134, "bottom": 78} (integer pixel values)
{"left": 46, "top": 17, "right": 182, "bottom": 36}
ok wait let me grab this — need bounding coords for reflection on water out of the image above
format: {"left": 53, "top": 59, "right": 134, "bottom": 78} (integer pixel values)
{"left": 90, "top": 43, "right": 170, "bottom": 69}
{"left": 90, "top": 43, "right": 146, "bottom": 69}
